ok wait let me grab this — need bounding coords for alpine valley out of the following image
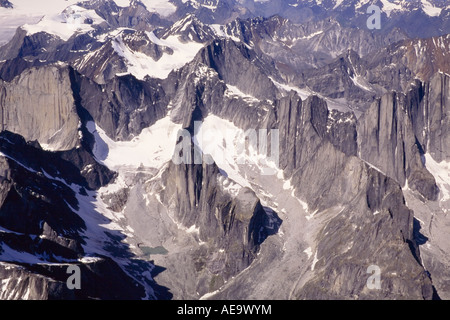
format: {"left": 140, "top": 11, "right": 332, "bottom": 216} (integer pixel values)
{"left": 0, "top": 0, "right": 449, "bottom": 300}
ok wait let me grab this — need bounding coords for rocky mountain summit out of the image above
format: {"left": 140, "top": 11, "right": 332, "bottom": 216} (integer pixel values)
{"left": 0, "top": 0, "right": 450, "bottom": 300}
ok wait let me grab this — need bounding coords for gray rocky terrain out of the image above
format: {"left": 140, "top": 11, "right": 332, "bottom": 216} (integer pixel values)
{"left": 0, "top": 0, "right": 449, "bottom": 300}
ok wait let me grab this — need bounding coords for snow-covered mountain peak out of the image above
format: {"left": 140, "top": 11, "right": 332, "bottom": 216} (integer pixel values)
{"left": 21, "top": 4, "right": 105, "bottom": 41}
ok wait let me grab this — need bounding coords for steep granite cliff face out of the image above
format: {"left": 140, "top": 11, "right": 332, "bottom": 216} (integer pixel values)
{"left": 273, "top": 94, "right": 433, "bottom": 299}
{"left": 357, "top": 73, "right": 450, "bottom": 201}
{"left": 414, "top": 72, "right": 450, "bottom": 163}
{"left": 358, "top": 91, "right": 439, "bottom": 201}
{"left": 292, "top": 147, "right": 433, "bottom": 299}
{"left": 157, "top": 144, "right": 279, "bottom": 294}
{"left": 0, "top": 66, "right": 80, "bottom": 151}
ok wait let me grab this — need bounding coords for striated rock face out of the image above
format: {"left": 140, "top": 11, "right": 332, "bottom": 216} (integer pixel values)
{"left": 275, "top": 94, "right": 330, "bottom": 177}
{"left": 358, "top": 92, "right": 438, "bottom": 200}
{"left": 197, "top": 39, "right": 279, "bottom": 101}
{"left": 0, "top": 129, "right": 116, "bottom": 252}
{"left": 194, "top": 83, "right": 435, "bottom": 299}
{"left": 174, "top": 0, "right": 239, "bottom": 25}
{"left": 0, "top": 130, "right": 115, "bottom": 190}
{"left": 261, "top": 92, "right": 433, "bottom": 299}
{"left": 414, "top": 72, "right": 450, "bottom": 163}
{"left": 0, "top": 66, "right": 79, "bottom": 151}
{"left": 159, "top": 144, "right": 280, "bottom": 292}
{"left": 160, "top": 14, "right": 215, "bottom": 44}
{"left": 292, "top": 147, "right": 434, "bottom": 299}
{"left": 0, "top": 28, "right": 102, "bottom": 82}
{"left": 357, "top": 72, "right": 450, "bottom": 202}
{"left": 0, "top": 264, "right": 77, "bottom": 300}
{"left": 71, "top": 39, "right": 129, "bottom": 85}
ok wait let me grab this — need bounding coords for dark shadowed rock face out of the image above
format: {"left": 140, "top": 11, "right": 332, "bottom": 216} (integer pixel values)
{"left": 0, "top": 257, "right": 146, "bottom": 300}
{"left": 0, "top": 129, "right": 115, "bottom": 245}
{"left": 0, "top": 130, "right": 155, "bottom": 300}
{"left": 0, "top": 152, "right": 85, "bottom": 240}
{"left": 70, "top": 68, "right": 168, "bottom": 141}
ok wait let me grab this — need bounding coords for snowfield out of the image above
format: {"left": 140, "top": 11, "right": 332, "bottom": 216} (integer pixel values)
{"left": 0, "top": 0, "right": 93, "bottom": 44}
{"left": 111, "top": 31, "right": 204, "bottom": 80}
{"left": 424, "top": 153, "right": 450, "bottom": 202}
{"left": 23, "top": 5, "right": 105, "bottom": 41}
{"left": 87, "top": 117, "right": 182, "bottom": 171}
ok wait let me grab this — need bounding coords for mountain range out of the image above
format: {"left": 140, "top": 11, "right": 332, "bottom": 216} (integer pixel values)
{"left": 0, "top": 0, "right": 449, "bottom": 300}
